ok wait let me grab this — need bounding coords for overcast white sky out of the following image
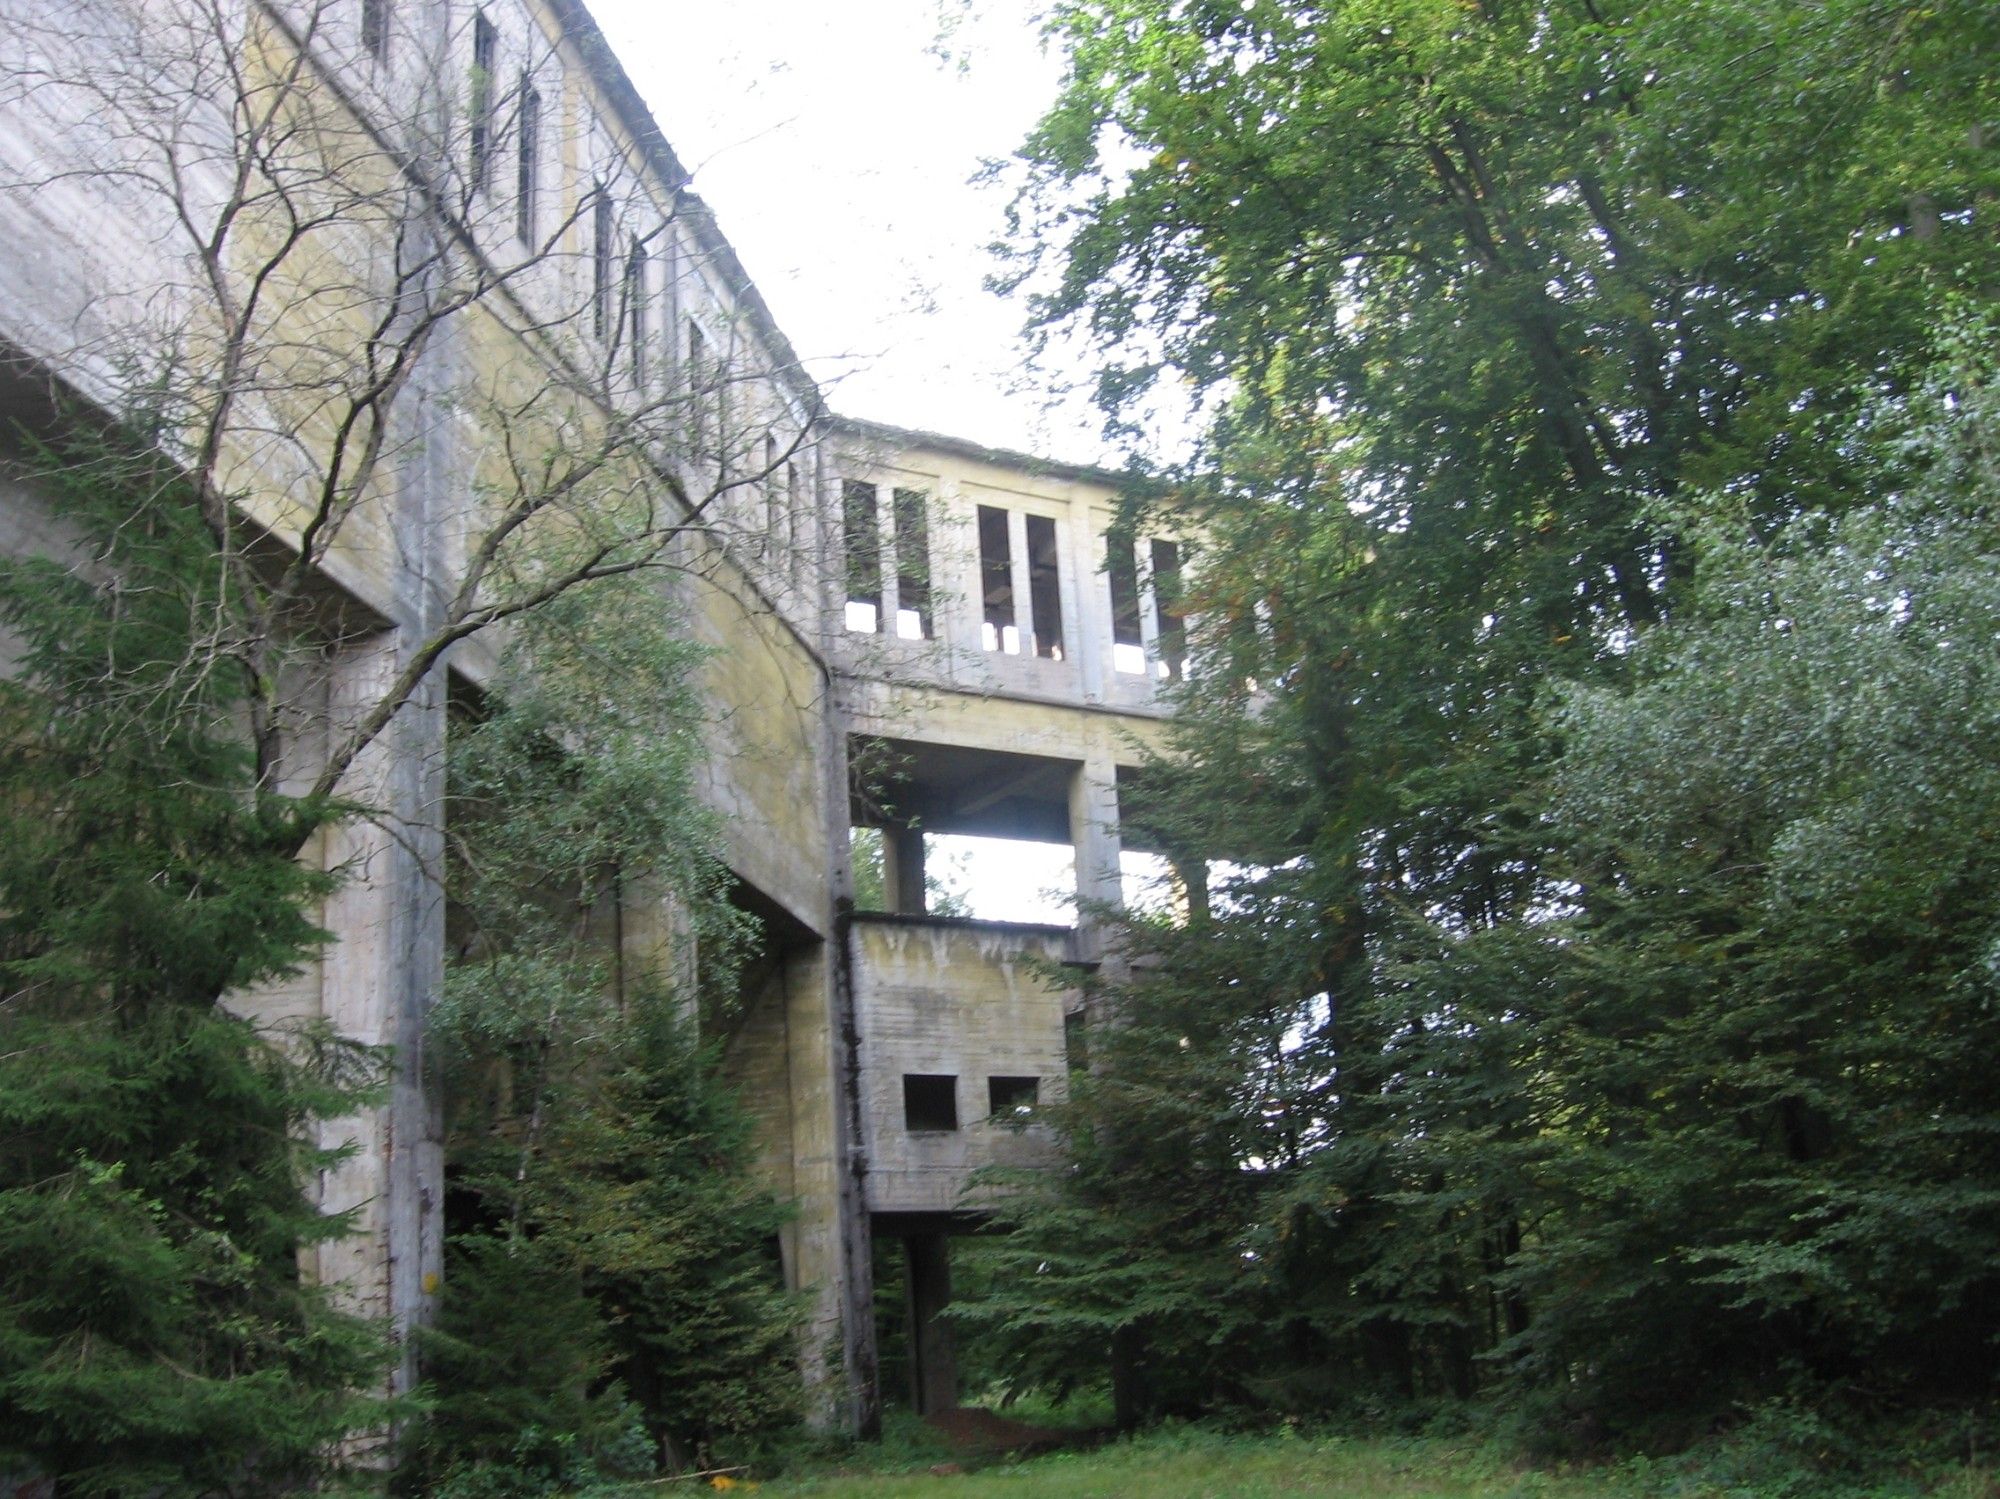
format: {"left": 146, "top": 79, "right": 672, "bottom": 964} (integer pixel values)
{"left": 588, "top": 0, "right": 1115, "bottom": 467}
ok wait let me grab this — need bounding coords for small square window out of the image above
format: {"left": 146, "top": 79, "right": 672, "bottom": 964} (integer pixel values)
{"left": 988, "top": 1075, "right": 1039, "bottom": 1118}
{"left": 903, "top": 1073, "right": 958, "bottom": 1133}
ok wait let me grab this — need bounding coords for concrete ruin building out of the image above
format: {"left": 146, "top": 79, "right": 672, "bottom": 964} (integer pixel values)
{"left": 0, "top": 0, "right": 1195, "bottom": 1431}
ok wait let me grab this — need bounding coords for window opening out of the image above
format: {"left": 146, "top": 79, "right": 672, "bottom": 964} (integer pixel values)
{"left": 893, "top": 487, "right": 931, "bottom": 640}
{"left": 625, "top": 239, "right": 647, "bottom": 387}
{"left": 361, "top": 0, "right": 389, "bottom": 63}
{"left": 903, "top": 1074, "right": 958, "bottom": 1133}
{"left": 1064, "top": 1010, "right": 1087, "bottom": 1072}
{"left": 469, "top": 13, "right": 496, "bottom": 189}
{"left": 1108, "top": 530, "right": 1144, "bottom": 674}
{"left": 988, "top": 1076, "right": 1039, "bottom": 1118}
{"left": 978, "top": 505, "right": 1017, "bottom": 654}
{"left": 515, "top": 80, "right": 539, "bottom": 242}
{"left": 687, "top": 319, "right": 708, "bottom": 449}
{"left": 1026, "top": 514, "right": 1063, "bottom": 659}
{"left": 1151, "top": 538, "right": 1186, "bottom": 681}
{"left": 591, "top": 190, "right": 614, "bottom": 341}
{"left": 764, "top": 434, "right": 783, "bottom": 550}
{"left": 788, "top": 462, "right": 805, "bottom": 584}
{"left": 843, "top": 479, "right": 882, "bottom": 632}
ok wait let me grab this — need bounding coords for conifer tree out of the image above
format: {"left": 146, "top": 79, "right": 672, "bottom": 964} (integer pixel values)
{"left": 0, "top": 434, "right": 388, "bottom": 1493}
{"left": 407, "top": 576, "right": 801, "bottom": 1491}
{"left": 973, "top": 0, "right": 2000, "bottom": 1435}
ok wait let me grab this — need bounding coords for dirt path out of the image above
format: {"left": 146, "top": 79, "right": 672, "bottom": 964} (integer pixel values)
{"left": 922, "top": 1407, "right": 1100, "bottom": 1459}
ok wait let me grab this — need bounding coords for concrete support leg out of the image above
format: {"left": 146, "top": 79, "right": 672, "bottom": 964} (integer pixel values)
{"left": 1068, "top": 758, "right": 1123, "bottom": 963}
{"left": 903, "top": 1233, "right": 958, "bottom": 1416}
{"left": 613, "top": 873, "right": 697, "bottom": 1025}
{"left": 1170, "top": 854, "right": 1211, "bottom": 925}
{"left": 787, "top": 939, "right": 880, "bottom": 1434}
{"left": 310, "top": 632, "right": 446, "bottom": 1398}
{"left": 881, "top": 823, "right": 927, "bottom": 916}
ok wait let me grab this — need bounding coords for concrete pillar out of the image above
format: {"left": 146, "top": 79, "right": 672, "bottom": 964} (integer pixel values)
{"left": 1006, "top": 508, "right": 1032, "bottom": 657}
{"left": 615, "top": 874, "right": 697, "bottom": 1024}
{"left": 1170, "top": 855, "right": 1210, "bottom": 925}
{"left": 782, "top": 942, "right": 857, "bottom": 1421}
{"left": 903, "top": 1233, "right": 958, "bottom": 1416}
{"left": 1069, "top": 758, "right": 1123, "bottom": 962}
{"left": 309, "top": 631, "right": 446, "bottom": 1397}
{"left": 1075, "top": 519, "right": 1110, "bottom": 704}
{"left": 880, "top": 823, "right": 926, "bottom": 916}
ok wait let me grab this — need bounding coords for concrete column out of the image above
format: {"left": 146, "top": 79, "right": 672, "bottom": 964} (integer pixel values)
{"left": 903, "top": 1233, "right": 958, "bottom": 1416}
{"left": 1170, "top": 855, "right": 1211, "bottom": 925}
{"left": 878, "top": 484, "right": 902, "bottom": 635}
{"left": 783, "top": 942, "right": 855, "bottom": 1419}
{"left": 614, "top": 873, "right": 697, "bottom": 1023}
{"left": 309, "top": 631, "right": 446, "bottom": 1396}
{"left": 880, "top": 823, "right": 926, "bottom": 916}
{"left": 817, "top": 691, "right": 881, "bottom": 1436}
{"left": 1136, "top": 544, "right": 1162, "bottom": 680}
{"left": 1073, "top": 513, "right": 1111, "bottom": 703}
{"left": 1006, "top": 507, "right": 1032, "bottom": 656}
{"left": 1069, "top": 757, "right": 1123, "bottom": 962}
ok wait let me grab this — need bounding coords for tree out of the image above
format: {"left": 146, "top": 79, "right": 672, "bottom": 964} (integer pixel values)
{"left": 975, "top": 0, "right": 2000, "bottom": 1432}
{"left": 0, "top": 0, "right": 822, "bottom": 1468}
{"left": 0, "top": 0, "right": 820, "bottom": 813}
{"left": 1471, "top": 325, "right": 2000, "bottom": 1423}
{"left": 407, "top": 576, "right": 802, "bottom": 1489}
{"left": 0, "top": 435, "right": 389, "bottom": 1495}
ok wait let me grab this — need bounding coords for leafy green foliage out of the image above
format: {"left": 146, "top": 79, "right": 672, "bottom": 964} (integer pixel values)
{"left": 0, "top": 435, "right": 388, "bottom": 1493}
{"left": 409, "top": 575, "right": 802, "bottom": 1489}
{"left": 982, "top": 0, "right": 2000, "bottom": 1442}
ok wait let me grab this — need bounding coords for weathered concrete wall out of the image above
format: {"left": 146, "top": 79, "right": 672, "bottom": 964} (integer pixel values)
{"left": 0, "top": 0, "right": 1202, "bottom": 1439}
{"left": 848, "top": 916, "right": 1073, "bottom": 1216}
{"left": 830, "top": 427, "right": 1194, "bottom": 715}
{"left": 0, "top": 0, "right": 846, "bottom": 1409}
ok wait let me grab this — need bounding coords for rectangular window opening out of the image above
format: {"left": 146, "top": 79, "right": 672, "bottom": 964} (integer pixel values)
{"left": 893, "top": 487, "right": 931, "bottom": 640}
{"left": 903, "top": 1073, "right": 958, "bottom": 1133}
{"left": 988, "top": 1075, "right": 1039, "bottom": 1118}
{"left": 469, "top": 13, "right": 496, "bottom": 189}
{"left": 764, "top": 433, "right": 783, "bottom": 551}
{"left": 843, "top": 479, "right": 882, "bottom": 633}
{"left": 978, "top": 504, "right": 1017, "bottom": 654}
{"left": 1108, "top": 530, "right": 1144, "bottom": 674}
{"left": 626, "top": 239, "right": 647, "bottom": 387}
{"left": 1026, "top": 514, "right": 1063, "bottom": 660}
{"left": 591, "top": 189, "right": 614, "bottom": 341}
{"left": 515, "top": 80, "right": 540, "bottom": 243}
{"left": 1151, "top": 538, "right": 1186, "bottom": 681}
{"left": 361, "top": 0, "right": 389, "bottom": 63}
{"left": 687, "top": 319, "right": 709, "bottom": 449}
{"left": 1064, "top": 1010, "right": 1087, "bottom": 1072}
{"left": 788, "top": 462, "right": 804, "bottom": 583}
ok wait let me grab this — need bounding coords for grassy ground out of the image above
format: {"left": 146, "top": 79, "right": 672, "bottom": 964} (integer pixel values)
{"left": 752, "top": 1423, "right": 2000, "bottom": 1499}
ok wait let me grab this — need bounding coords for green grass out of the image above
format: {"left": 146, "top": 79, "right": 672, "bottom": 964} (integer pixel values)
{"left": 751, "top": 1425, "right": 2000, "bottom": 1499}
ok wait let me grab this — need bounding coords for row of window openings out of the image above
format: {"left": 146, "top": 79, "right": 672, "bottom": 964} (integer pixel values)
{"left": 365, "top": 3, "right": 515, "bottom": 218}
{"left": 902, "top": 1073, "right": 1039, "bottom": 1133}
{"left": 463, "top": 6, "right": 635, "bottom": 291}
{"left": 845, "top": 491, "right": 1188, "bottom": 681}
{"left": 372, "top": 0, "right": 761, "bottom": 458}
{"left": 844, "top": 481, "right": 932, "bottom": 639}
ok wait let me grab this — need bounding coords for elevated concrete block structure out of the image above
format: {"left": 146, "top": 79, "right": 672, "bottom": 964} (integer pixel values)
{"left": 0, "top": 0, "right": 1197, "bottom": 1433}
